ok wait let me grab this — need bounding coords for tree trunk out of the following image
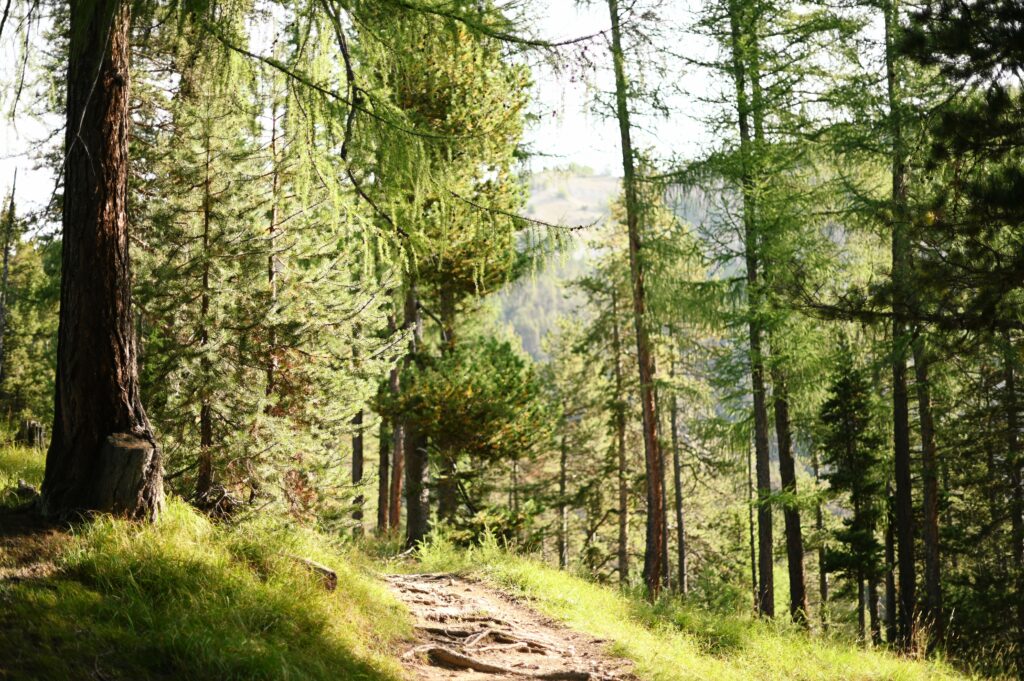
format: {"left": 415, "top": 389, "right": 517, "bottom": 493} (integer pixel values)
{"left": 748, "top": 441, "right": 758, "bottom": 613}
{"left": 883, "top": 0, "right": 916, "bottom": 650}
{"left": 352, "top": 408, "right": 364, "bottom": 531}
{"left": 885, "top": 481, "right": 898, "bottom": 644}
{"left": 1002, "top": 331, "right": 1024, "bottom": 672}
{"left": 611, "top": 284, "right": 629, "bottom": 585}
{"left": 914, "top": 337, "right": 942, "bottom": 645}
{"left": 670, "top": 360, "right": 688, "bottom": 594}
{"left": 42, "top": 0, "right": 162, "bottom": 521}
{"left": 869, "top": 574, "right": 882, "bottom": 646}
{"left": 773, "top": 369, "right": 808, "bottom": 624}
{"left": 813, "top": 449, "right": 828, "bottom": 630}
{"left": 266, "top": 98, "right": 281, "bottom": 399}
{"left": 558, "top": 433, "right": 569, "bottom": 569}
{"left": 377, "top": 417, "right": 390, "bottom": 533}
{"left": 858, "top": 577, "right": 866, "bottom": 643}
{"left": 0, "top": 171, "right": 16, "bottom": 389}
{"left": 385, "top": 312, "right": 403, "bottom": 531}
{"left": 607, "top": 0, "right": 666, "bottom": 598}
{"left": 436, "top": 286, "right": 458, "bottom": 523}
{"left": 388, "top": 365, "right": 404, "bottom": 530}
{"left": 404, "top": 282, "right": 430, "bottom": 547}
{"left": 195, "top": 131, "right": 214, "bottom": 501}
{"left": 727, "top": 0, "right": 774, "bottom": 617}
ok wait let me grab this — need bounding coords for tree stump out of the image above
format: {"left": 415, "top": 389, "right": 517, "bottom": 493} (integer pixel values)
{"left": 90, "top": 433, "right": 164, "bottom": 521}
{"left": 15, "top": 420, "right": 45, "bottom": 448}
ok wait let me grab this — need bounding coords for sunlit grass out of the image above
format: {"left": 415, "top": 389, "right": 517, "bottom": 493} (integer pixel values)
{"left": 410, "top": 535, "right": 975, "bottom": 681}
{"left": 0, "top": 449, "right": 412, "bottom": 681}
{"left": 0, "top": 442, "right": 45, "bottom": 507}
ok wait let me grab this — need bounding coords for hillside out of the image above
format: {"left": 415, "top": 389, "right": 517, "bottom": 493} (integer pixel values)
{"left": 0, "top": 447, "right": 976, "bottom": 681}
{"left": 499, "top": 169, "right": 620, "bottom": 359}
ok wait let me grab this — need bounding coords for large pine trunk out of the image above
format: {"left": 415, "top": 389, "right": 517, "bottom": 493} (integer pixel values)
{"left": 607, "top": 0, "right": 666, "bottom": 597}
{"left": 42, "top": 0, "right": 162, "bottom": 521}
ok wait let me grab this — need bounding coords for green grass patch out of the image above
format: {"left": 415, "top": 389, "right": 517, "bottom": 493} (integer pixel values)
{"left": 0, "top": 490, "right": 412, "bottom": 681}
{"left": 407, "top": 536, "right": 975, "bottom": 681}
{"left": 0, "top": 443, "right": 45, "bottom": 507}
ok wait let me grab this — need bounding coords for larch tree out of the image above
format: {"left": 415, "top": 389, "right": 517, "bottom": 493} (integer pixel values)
{"left": 606, "top": 0, "right": 667, "bottom": 597}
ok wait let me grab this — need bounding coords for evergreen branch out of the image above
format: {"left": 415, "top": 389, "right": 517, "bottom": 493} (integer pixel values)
{"left": 319, "top": 0, "right": 406, "bottom": 237}
{"left": 379, "top": 0, "right": 608, "bottom": 49}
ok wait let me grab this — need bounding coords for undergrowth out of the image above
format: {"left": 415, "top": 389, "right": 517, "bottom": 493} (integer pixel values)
{"left": 0, "top": 448, "right": 411, "bottom": 681}
{"left": 407, "top": 535, "right": 978, "bottom": 681}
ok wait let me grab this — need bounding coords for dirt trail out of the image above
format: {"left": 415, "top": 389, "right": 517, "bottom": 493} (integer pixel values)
{"left": 386, "top": 573, "right": 634, "bottom": 681}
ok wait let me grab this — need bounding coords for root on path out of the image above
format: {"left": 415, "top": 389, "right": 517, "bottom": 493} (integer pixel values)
{"left": 386, "top": 573, "right": 633, "bottom": 681}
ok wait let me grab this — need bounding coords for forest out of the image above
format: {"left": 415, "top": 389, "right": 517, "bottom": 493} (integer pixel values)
{"left": 0, "top": 0, "right": 1022, "bottom": 679}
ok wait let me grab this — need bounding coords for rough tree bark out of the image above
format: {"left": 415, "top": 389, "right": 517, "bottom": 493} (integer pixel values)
{"left": 607, "top": 0, "right": 666, "bottom": 597}
{"left": 42, "top": 0, "right": 163, "bottom": 521}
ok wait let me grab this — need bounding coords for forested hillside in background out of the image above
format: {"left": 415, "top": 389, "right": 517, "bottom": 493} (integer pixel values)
{"left": 1, "top": 0, "right": 1023, "bottom": 678}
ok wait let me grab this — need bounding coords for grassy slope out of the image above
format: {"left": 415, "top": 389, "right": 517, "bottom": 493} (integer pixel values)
{"left": 0, "top": 445, "right": 982, "bottom": 680}
{"left": 0, "top": 446, "right": 411, "bottom": 681}
{"left": 411, "top": 538, "right": 976, "bottom": 681}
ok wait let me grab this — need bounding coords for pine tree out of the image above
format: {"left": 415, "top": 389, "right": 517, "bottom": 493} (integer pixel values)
{"left": 820, "top": 340, "right": 886, "bottom": 643}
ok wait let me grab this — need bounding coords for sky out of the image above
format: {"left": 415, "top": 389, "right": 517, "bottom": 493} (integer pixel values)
{"left": 0, "top": 0, "right": 714, "bottom": 218}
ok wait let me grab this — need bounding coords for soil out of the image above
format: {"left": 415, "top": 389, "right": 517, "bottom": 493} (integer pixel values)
{"left": 0, "top": 504, "right": 66, "bottom": 583}
{"left": 386, "top": 573, "right": 636, "bottom": 681}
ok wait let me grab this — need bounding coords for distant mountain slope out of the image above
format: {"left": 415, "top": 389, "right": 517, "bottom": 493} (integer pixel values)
{"left": 499, "top": 169, "right": 620, "bottom": 359}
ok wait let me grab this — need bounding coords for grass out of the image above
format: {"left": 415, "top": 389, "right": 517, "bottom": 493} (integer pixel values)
{"left": 407, "top": 535, "right": 977, "bottom": 681}
{"left": 0, "top": 441, "right": 46, "bottom": 508}
{"left": 0, "top": 447, "right": 413, "bottom": 681}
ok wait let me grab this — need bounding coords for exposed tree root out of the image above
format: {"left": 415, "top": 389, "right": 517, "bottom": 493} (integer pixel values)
{"left": 422, "top": 646, "right": 591, "bottom": 680}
